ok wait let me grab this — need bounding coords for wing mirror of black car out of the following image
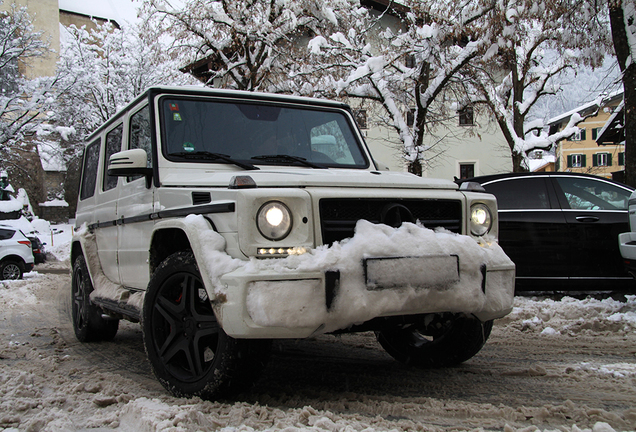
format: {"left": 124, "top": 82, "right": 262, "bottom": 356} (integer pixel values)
{"left": 108, "top": 149, "right": 153, "bottom": 188}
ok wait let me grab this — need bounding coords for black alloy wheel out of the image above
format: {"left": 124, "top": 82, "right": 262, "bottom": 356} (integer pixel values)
{"left": 142, "top": 251, "right": 270, "bottom": 399}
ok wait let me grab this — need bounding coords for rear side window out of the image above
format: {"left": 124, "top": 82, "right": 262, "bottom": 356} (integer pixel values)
{"left": 80, "top": 139, "right": 100, "bottom": 200}
{"left": 0, "top": 228, "right": 15, "bottom": 240}
{"left": 555, "top": 177, "right": 631, "bottom": 210}
{"left": 103, "top": 124, "right": 123, "bottom": 191}
{"left": 484, "top": 178, "right": 550, "bottom": 210}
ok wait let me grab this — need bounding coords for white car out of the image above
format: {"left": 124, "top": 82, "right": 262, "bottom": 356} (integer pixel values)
{"left": 0, "top": 225, "right": 34, "bottom": 280}
{"left": 71, "top": 86, "right": 515, "bottom": 400}
{"left": 619, "top": 189, "right": 636, "bottom": 277}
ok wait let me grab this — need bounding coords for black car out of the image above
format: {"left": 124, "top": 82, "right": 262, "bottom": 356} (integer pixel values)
{"left": 457, "top": 172, "right": 634, "bottom": 292}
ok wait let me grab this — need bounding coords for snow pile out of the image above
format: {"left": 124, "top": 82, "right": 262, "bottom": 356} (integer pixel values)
{"left": 503, "top": 295, "right": 636, "bottom": 335}
{"left": 0, "top": 196, "right": 22, "bottom": 214}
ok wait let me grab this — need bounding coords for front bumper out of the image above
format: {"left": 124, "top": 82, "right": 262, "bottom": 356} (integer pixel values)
{"left": 619, "top": 232, "right": 636, "bottom": 276}
{"left": 216, "top": 253, "right": 515, "bottom": 339}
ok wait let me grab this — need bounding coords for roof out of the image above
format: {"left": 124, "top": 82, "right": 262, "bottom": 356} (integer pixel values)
{"left": 547, "top": 91, "right": 623, "bottom": 126}
{"left": 596, "top": 101, "right": 624, "bottom": 145}
{"left": 455, "top": 171, "right": 633, "bottom": 190}
{"left": 86, "top": 86, "right": 353, "bottom": 141}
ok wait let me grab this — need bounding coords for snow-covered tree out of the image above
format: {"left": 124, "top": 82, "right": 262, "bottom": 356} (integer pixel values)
{"left": 0, "top": 2, "right": 55, "bottom": 167}
{"left": 142, "top": 0, "right": 353, "bottom": 91}
{"left": 608, "top": 0, "right": 636, "bottom": 186}
{"left": 47, "top": 19, "right": 197, "bottom": 211}
{"left": 468, "top": 0, "right": 613, "bottom": 172}
{"left": 51, "top": 20, "right": 196, "bottom": 146}
{"left": 302, "top": 0, "right": 498, "bottom": 175}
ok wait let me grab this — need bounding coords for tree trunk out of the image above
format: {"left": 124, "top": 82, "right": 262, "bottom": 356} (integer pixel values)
{"left": 609, "top": 1, "right": 636, "bottom": 186}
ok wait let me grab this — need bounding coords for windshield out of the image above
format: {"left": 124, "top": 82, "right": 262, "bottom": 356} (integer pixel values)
{"left": 160, "top": 97, "right": 369, "bottom": 168}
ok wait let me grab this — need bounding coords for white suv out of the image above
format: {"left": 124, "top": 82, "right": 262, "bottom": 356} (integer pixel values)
{"left": 71, "top": 87, "right": 515, "bottom": 399}
{"left": 0, "top": 225, "right": 34, "bottom": 280}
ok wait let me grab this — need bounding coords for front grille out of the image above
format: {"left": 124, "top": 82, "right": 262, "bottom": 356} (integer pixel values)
{"left": 319, "top": 198, "right": 462, "bottom": 246}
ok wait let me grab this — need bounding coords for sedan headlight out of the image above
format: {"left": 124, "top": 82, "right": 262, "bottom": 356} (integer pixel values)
{"left": 470, "top": 203, "right": 492, "bottom": 236}
{"left": 257, "top": 201, "right": 293, "bottom": 241}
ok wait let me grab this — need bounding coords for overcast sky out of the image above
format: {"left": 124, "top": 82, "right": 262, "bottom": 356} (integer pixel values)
{"left": 58, "top": 0, "right": 141, "bottom": 25}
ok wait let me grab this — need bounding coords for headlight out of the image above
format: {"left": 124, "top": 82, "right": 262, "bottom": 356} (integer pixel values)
{"left": 470, "top": 203, "right": 492, "bottom": 236}
{"left": 257, "top": 201, "right": 293, "bottom": 241}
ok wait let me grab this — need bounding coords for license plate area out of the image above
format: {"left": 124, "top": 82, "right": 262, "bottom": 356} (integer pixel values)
{"left": 364, "top": 255, "right": 459, "bottom": 290}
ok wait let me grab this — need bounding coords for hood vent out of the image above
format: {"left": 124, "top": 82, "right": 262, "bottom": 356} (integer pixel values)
{"left": 192, "top": 192, "right": 211, "bottom": 205}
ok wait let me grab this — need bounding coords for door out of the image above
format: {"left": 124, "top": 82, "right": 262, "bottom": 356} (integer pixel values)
{"left": 117, "top": 104, "right": 155, "bottom": 289}
{"left": 483, "top": 176, "right": 569, "bottom": 280}
{"left": 552, "top": 176, "right": 632, "bottom": 280}
{"left": 94, "top": 124, "right": 123, "bottom": 284}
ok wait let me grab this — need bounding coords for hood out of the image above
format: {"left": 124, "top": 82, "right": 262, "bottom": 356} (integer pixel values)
{"left": 159, "top": 167, "right": 458, "bottom": 190}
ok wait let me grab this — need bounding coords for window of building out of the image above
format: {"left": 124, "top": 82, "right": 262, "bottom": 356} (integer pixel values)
{"left": 593, "top": 152, "right": 612, "bottom": 167}
{"left": 458, "top": 107, "right": 474, "bottom": 126}
{"left": 405, "top": 55, "right": 416, "bottom": 68}
{"left": 591, "top": 127, "right": 603, "bottom": 140}
{"left": 570, "top": 128, "right": 586, "bottom": 141}
{"left": 619, "top": 152, "right": 625, "bottom": 166}
{"left": 103, "top": 124, "right": 123, "bottom": 191}
{"left": 354, "top": 109, "right": 367, "bottom": 129}
{"left": 459, "top": 163, "right": 475, "bottom": 179}
{"left": 567, "top": 154, "right": 586, "bottom": 168}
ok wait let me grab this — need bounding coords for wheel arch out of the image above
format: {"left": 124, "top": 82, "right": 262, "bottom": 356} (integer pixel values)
{"left": 149, "top": 217, "right": 227, "bottom": 304}
{"left": 149, "top": 227, "right": 192, "bottom": 275}
{"left": 0, "top": 255, "right": 26, "bottom": 266}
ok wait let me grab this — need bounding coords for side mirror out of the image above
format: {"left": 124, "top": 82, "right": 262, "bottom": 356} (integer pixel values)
{"left": 108, "top": 149, "right": 153, "bottom": 188}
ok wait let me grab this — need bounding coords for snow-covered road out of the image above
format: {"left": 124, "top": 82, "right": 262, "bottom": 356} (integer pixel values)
{"left": 1, "top": 257, "right": 636, "bottom": 431}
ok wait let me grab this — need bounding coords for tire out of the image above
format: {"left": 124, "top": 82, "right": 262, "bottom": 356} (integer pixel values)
{"left": 71, "top": 254, "right": 119, "bottom": 342}
{"left": 0, "top": 260, "right": 23, "bottom": 280}
{"left": 376, "top": 313, "right": 493, "bottom": 368}
{"left": 142, "top": 251, "right": 270, "bottom": 400}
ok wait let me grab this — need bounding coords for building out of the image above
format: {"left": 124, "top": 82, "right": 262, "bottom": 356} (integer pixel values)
{"left": 548, "top": 92, "right": 624, "bottom": 179}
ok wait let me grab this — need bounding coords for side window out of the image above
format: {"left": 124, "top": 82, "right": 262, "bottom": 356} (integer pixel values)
{"left": 555, "top": 177, "right": 631, "bottom": 210}
{"left": 80, "top": 139, "right": 100, "bottom": 200}
{"left": 130, "top": 105, "right": 152, "bottom": 164}
{"left": 103, "top": 124, "right": 123, "bottom": 191}
{"left": 129, "top": 106, "right": 152, "bottom": 181}
{"left": 0, "top": 228, "right": 15, "bottom": 240}
{"left": 484, "top": 178, "right": 550, "bottom": 210}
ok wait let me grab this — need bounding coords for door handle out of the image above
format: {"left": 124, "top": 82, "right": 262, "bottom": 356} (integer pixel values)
{"left": 575, "top": 216, "right": 599, "bottom": 222}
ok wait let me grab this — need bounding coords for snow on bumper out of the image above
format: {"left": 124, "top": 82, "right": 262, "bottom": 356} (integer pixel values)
{"left": 215, "top": 220, "right": 515, "bottom": 339}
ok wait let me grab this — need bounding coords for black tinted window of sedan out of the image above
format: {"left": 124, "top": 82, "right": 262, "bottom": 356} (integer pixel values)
{"left": 554, "top": 177, "right": 630, "bottom": 210}
{"left": 484, "top": 178, "right": 550, "bottom": 210}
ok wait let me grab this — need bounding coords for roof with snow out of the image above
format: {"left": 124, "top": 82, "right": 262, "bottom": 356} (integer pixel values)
{"left": 547, "top": 91, "right": 623, "bottom": 126}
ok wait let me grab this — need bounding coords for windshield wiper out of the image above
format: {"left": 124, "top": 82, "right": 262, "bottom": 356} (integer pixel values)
{"left": 171, "top": 151, "right": 259, "bottom": 170}
{"left": 251, "top": 154, "right": 326, "bottom": 169}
